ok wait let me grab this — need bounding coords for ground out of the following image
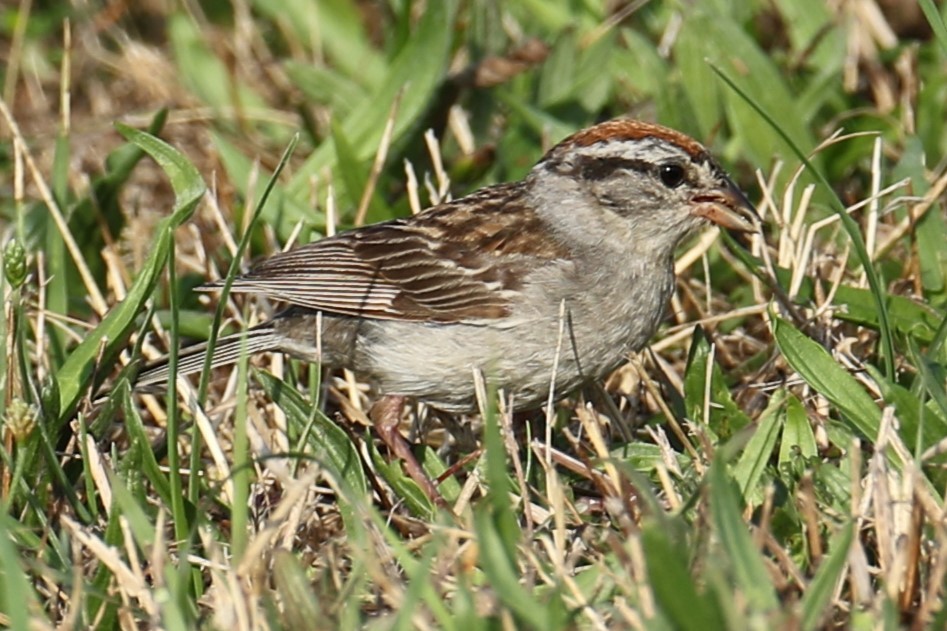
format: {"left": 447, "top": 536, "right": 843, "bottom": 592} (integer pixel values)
{"left": 1, "top": 1, "right": 946, "bottom": 629}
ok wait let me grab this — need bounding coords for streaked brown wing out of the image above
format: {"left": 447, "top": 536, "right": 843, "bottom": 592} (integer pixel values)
{"left": 222, "top": 182, "right": 569, "bottom": 323}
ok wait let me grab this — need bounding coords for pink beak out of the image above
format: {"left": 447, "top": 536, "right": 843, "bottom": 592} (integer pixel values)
{"left": 691, "top": 179, "right": 758, "bottom": 233}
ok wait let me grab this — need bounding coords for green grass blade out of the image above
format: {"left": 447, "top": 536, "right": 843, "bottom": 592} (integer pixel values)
{"left": 210, "top": 131, "right": 317, "bottom": 237}
{"left": 919, "top": 0, "right": 947, "bottom": 55}
{"left": 391, "top": 543, "right": 437, "bottom": 631}
{"left": 641, "top": 523, "right": 727, "bottom": 631}
{"left": 231, "top": 335, "right": 251, "bottom": 561}
{"left": 482, "top": 390, "right": 519, "bottom": 560}
{"left": 708, "top": 460, "right": 780, "bottom": 614}
{"left": 718, "top": 239, "right": 943, "bottom": 345}
{"left": 164, "top": 236, "right": 191, "bottom": 571}
{"left": 185, "top": 134, "right": 298, "bottom": 518}
{"left": 474, "top": 507, "right": 558, "bottom": 630}
{"left": 108, "top": 471, "right": 158, "bottom": 549}
{"left": 710, "top": 63, "right": 896, "bottom": 378}
{"left": 732, "top": 388, "right": 785, "bottom": 502}
{"left": 0, "top": 516, "right": 40, "bottom": 631}
{"left": 54, "top": 124, "right": 205, "bottom": 420}
{"left": 253, "top": 370, "right": 368, "bottom": 530}
{"left": 285, "top": 0, "right": 457, "bottom": 216}
{"left": 251, "top": 0, "right": 383, "bottom": 85}
{"left": 681, "top": 8, "right": 816, "bottom": 166}
{"left": 800, "top": 523, "right": 854, "bottom": 631}
{"left": 272, "top": 550, "right": 323, "bottom": 629}
{"left": 167, "top": 14, "right": 269, "bottom": 115}
{"left": 120, "top": 383, "right": 172, "bottom": 505}
{"left": 195, "top": 134, "right": 299, "bottom": 403}
{"left": 914, "top": 203, "right": 947, "bottom": 301}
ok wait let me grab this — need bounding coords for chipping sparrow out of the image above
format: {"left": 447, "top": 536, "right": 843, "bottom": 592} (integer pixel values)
{"left": 140, "top": 119, "right": 757, "bottom": 501}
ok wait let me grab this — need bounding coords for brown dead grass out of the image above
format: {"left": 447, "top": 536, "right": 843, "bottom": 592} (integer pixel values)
{"left": 3, "top": 1, "right": 947, "bottom": 628}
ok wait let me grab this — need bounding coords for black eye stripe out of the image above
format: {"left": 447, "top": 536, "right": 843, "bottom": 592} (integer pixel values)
{"left": 576, "top": 156, "right": 656, "bottom": 180}
{"left": 548, "top": 153, "right": 700, "bottom": 187}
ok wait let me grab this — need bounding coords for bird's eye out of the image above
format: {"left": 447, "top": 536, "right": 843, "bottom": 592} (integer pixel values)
{"left": 658, "top": 163, "right": 685, "bottom": 188}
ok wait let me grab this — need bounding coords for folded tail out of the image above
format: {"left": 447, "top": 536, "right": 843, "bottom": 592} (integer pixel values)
{"left": 136, "top": 322, "right": 280, "bottom": 389}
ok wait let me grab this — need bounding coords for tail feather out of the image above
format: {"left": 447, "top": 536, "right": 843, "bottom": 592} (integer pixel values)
{"left": 136, "top": 323, "right": 280, "bottom": 389}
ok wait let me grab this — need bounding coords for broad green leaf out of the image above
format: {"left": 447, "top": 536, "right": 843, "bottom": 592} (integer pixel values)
{"left": 368, "top": 438, "right": 436, "bottom": 519}
{"left": 773, "top": 317, "right": 881, "bottom": 441}
{"left": 831, "top": 285, "right": 943, "bottom": 345}
{"left": 510, "top": 0, "right": 602, "bottom": 31}
{"left": 613, "top": 30, "right": 669, "bottom": 98}
{"left": 811, "top": 457, "right": 854, "bottom": 516}
{"left": 684, "top": 326, "right": 751, "bottom": 440}
{"left": 330, "top": 121, "right": 373, "bottom": 216}
{"left": 775, "top": 0, "right": 844, "bottom": 70}
{"left": 914, "top": 337, "right": 947, "bottom": 433}
{"left": 536, "top": 29, "right": 615, "bottom": 111}
{"left": 779, "top": 394, "right": 818, "bottom": 463}
{"left": 674, "top": 19, "right": 723, "bottom": 140}
{"left": 611, "top": 441, "right": 689, "bottom": 472}
{"left": 574, "top": 31, "right": 617, "bottom": 112}
{"left": 916, "top": 199, "right": 947, "bottom": 298}
{"left": 867, "top": 365, "right": 947, "bottom": 456}
{"left": 537, "top": 30, "right": 580, "bottom": 108}
{"left": 54, "top": 125, "right": 205, "bottom": 421}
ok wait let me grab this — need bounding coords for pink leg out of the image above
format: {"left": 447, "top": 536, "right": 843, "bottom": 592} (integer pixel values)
{"left": 370, "top": 395, "right": 447, "bottom": 508}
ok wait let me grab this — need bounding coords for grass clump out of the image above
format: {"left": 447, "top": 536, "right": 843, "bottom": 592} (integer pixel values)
{"left": 2, "top": 1, "right": 947, "bottom": 628}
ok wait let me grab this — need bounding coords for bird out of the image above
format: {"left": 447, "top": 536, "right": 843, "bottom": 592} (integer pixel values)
{"left": 138, "top": 118, "right": 758, "bottom": 503}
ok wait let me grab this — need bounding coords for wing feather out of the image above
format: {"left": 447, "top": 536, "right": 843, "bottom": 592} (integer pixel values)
{"left": 217, "top": 182, "right": 570, "bottom": 322}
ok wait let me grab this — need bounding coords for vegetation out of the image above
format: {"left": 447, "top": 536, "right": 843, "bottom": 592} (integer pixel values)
{"left": 1, "top": 0, "right": 946, "bottom": 628}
